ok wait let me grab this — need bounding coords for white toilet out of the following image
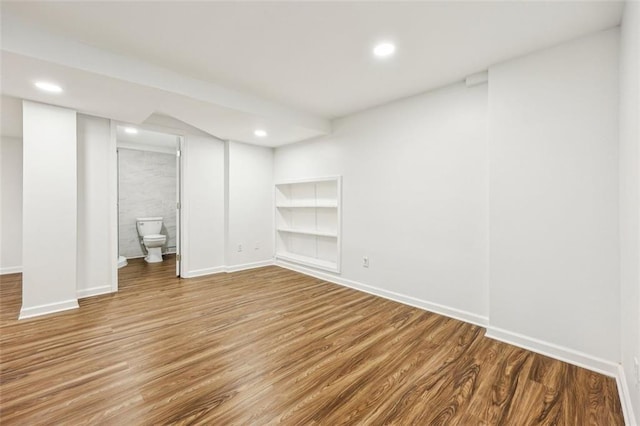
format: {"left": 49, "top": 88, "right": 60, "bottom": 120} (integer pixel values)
{"left": 136, "top": 217, "right": 167, "bottom": 263}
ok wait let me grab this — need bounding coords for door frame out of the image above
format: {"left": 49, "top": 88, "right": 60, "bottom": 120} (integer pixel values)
{"left": 110, "top": 121, "right": 186, "bottom": 291}
{"left": 175, "top": 136, "right": 183, "bottom": 277}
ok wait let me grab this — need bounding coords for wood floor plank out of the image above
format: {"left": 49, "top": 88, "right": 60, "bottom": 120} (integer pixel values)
{"left": 0, "top": 256, "right": 624, "bottom": 425}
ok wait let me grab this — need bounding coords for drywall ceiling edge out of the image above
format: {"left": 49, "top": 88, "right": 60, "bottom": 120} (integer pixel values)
{"left": 1, "top": 12, "right": 331, "bottom": 135}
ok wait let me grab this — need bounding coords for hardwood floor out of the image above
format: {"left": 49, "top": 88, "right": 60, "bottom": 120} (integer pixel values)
{"left": 0, "top": 257, "right": 624, "bottom": 425}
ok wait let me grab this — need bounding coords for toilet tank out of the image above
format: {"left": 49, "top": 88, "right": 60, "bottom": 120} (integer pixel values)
{"left": 136, "top": 217, "right": 163, "bottom": 236}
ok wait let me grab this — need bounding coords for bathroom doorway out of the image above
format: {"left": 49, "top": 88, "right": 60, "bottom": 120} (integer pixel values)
{"left": 115, "top": 125, "right": 182, "bottom": 279}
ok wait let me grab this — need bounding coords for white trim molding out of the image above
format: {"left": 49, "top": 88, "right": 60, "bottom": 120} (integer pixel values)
{"left": 181, "top": 260, "right": 275, "bottom": 278}
{"left": 225, "top": 260, "right": 274, "bottom": 273}
{"left": 485, "top": 326, "right": 620, "bottom": 378}
{"left": 19, "top": 299, "right": 79, "bottom": 320}
{"left": 181, "top": 266, "right": 226, "bottom": 278}
{"left": 274, "top": 260, "right": 638, "bottom": 424}
{"left": 77, "top": 285, "right": 113, "bottom": 300}
{"left": 0, "top": 266, "right": 22, "bottom": 275}
{"left": 616, "top": 364, "right": 638, "bottom": 426}
{"left": 109, "top": 120, "right": 119, "bottom": 293}
{"left": 275, "top": 260, "right": 489, "bottom": 328}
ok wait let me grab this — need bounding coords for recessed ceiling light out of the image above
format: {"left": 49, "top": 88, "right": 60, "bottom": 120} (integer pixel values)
{"left": 373, "top": 42, "right": 396, "bottom": 58}
{"left": 254, "top": 129, "right": 267, "bottom": 137}
{"left": 124, "top": 127, "right": 138, "bottom": 134}
{"left": 34, "top": 81, "right": 63, "bottom": 93}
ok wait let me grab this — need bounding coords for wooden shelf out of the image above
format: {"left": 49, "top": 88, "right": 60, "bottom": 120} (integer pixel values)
{"left": 275, "top": 176, "right": 341, "bottom": 273}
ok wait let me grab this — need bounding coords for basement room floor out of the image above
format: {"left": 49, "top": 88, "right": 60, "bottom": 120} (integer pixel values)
{"left": 0, "top": 257, "right": 624, "bottom": 425}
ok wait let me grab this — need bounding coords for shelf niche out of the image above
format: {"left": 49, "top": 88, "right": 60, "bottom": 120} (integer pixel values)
{"left": 275, "top": 177, "right": 341, "bottom": 273}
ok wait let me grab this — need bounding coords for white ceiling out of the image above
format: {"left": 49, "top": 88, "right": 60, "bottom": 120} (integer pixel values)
{"left": 0, "top": 1, "right": 624, "bottom": 144}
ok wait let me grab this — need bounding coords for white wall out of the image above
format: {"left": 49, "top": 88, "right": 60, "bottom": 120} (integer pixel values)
{"left": 0, "top": 136, "right": 22, "bottom": 274}
{"left": 275, "top": 82, "right": 489, "bottom": 324}
{"left": 488, "top": 29, "right": 620, "bottom": 363}
{"left": 118, "top": 148, "right": 177, "bottom": 258}
{"left": 181, "top": 134, "right": 226, "bottom": 277}
{"left": 226, "top": 141, "right": 274, "bottom": 269}
{"left": 77, "top": 114, "right": 113, "bottom": 298}
{"left": 619, "top": 1, "right": 640, "bottom": 422}
{"left": 21, "top": 101, "right": 78, "bottom": 318}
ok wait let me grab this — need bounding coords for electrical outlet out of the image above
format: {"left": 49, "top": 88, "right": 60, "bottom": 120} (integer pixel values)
{"left": 362, "top": 256, "right": 369, "bottom": 268}
{"left": 255, "top": 241, "right": 260, "bottom": 250}
{"left": 237, "top": 244, "right": 243, "bottom": 252}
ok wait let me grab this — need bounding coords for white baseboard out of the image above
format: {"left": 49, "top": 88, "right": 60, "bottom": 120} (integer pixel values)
{"left": 0, "top": 266, "right": 22, "bottom": 275}
{"left": 225, "top": 260, "right": 274, "bottom": 273}
{"left": 485, "top": 326, "right": 620, "bottom": 378}
{"left": 19, "top": 299, "right": 79, "bottom": 320}
{"left": 180, "top": 258, "right": 640, "bottom": 424}
{"left": 181, "top": 266, "right": 226, "bottom": 278}
{"left": 616, "top": 364, "right": 638, "bottom": 426}
{"left": 181, "top": 260, "right": 275, "bottom": 278}
{"left": 275, "top": 260, "right": 489, "bottom": 328}
{"left": 487, "top": 327, "right": 638, "bottom": 426}
{"left": 77, "top": 285, "right": 113, "bottom": 299}
{"left": 275, "top": 260, "right": 639, "bottom": 423}
{"left": 181, "top": 259, "right": 273, "bottom": 278}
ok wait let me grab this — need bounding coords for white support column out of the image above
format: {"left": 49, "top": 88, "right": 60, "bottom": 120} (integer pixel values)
{"left": 20, "top": 101, "right": 78, "bottom": 319}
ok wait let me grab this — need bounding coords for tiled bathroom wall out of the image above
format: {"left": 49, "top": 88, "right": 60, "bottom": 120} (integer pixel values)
{"left": 118, "top": 148, "right": 177, "bottom": 258}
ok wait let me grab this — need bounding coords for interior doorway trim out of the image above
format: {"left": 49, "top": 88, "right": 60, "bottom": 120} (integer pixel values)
{"left": 109, "top": 121, "right": 119, "bottom": 292}
{"left": 110, "top": 121, "right": 186, "bottom": 292}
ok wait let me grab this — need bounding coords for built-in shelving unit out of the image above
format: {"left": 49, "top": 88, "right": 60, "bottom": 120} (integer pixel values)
{"left": 275, "top": 177, "right": 341, "bottom": 272}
